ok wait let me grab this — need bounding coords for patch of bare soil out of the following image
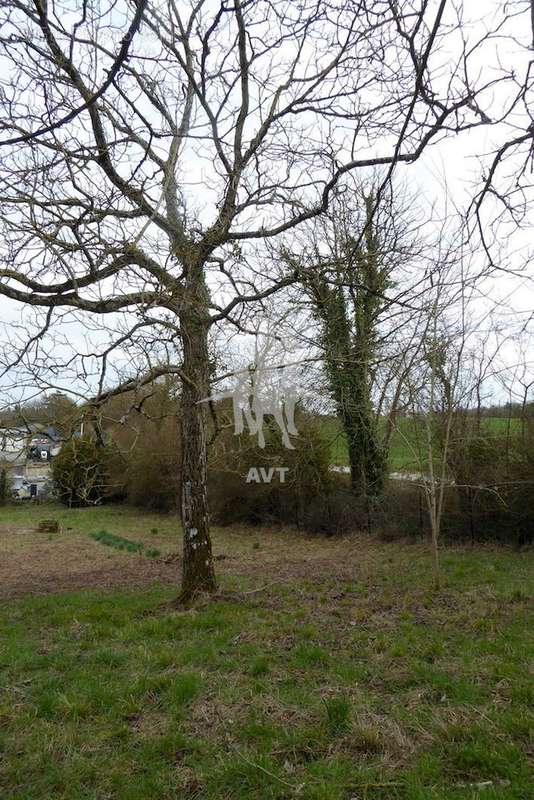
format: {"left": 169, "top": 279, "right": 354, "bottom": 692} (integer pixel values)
{"left": 0, "top": 518, "right": 422, "bottom": 600}
{"left": 0, "top": 527, "right": 180, "bottom": 599}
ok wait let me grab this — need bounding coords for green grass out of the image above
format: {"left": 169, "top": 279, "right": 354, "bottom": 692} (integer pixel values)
{"left": 323, "top": 416, "right": 522, "bottom": 472}
{"left": 322, "top": 414, "right": 430, "bottom": 471}
{"left": 0, "top": 503, "right": 181, "bottom": 557}
{"left": 89, "top": 529, "right": 160, "bottom": 558}
{"left": 0, "top": 506, "right": 532, "bottom": 799}
{"left": 0, "top": 502, "right": 179, "bottom": 533}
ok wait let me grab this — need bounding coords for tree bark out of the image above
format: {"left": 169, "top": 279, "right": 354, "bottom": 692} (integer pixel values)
{"left": 177, "top": 274, "right": 217, "bottom": 602}
{"left": 342, "top": 385, "right": 386, "bottom": 497}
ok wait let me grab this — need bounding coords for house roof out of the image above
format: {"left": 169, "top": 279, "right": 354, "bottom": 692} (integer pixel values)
{"left": 42, "top": 426, "right": 61, "bottom": 441}
{"left": 0, "top": 425, "right": 62, "bottom": 441}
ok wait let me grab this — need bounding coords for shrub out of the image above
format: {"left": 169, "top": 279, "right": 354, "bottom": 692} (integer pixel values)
{"left": 96, "top": 382, "right": 180, "bottom": 512}
{"left": 119, "top": 420, "right": 179, "bottom": 512}
{"left": 124, "top": 445, "right": 179, "bottom": 512}
{"left": 207, "top": 404, "right": 431, "bottom": 538}
{"left": 446, "top": 421, "right": 534, "bottom": 545}
{"left": 208, "top": 408, "right": 333, "bottom": 528}
{"left": 52, "top": 438, "right": 113, "bottom": 507}
{"left": 348, "top": 415, "right": 534, "bottom": 545}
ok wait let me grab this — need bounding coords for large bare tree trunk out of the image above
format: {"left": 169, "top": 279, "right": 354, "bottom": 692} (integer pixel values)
{"left": 177, "top": 275, "right": 217, "bottom": 602}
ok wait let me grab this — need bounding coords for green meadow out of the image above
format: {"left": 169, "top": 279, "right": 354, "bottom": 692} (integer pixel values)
{"left": 323, "top": 416, "right": 521, "bottom": 472}
{"left": 0, "top": 504, "right": 532, "bottom": 800}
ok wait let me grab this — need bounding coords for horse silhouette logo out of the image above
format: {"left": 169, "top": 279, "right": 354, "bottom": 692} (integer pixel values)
{"left": 199, "top": 333, "right": 300, "bottom": 449}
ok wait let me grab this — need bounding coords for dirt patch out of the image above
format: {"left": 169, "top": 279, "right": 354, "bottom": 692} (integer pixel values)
{"left": 0, "top": 527, "right": 181, "bottom": 599}
{"left": 0, "top": 512, "right": 426, "bottom": 600}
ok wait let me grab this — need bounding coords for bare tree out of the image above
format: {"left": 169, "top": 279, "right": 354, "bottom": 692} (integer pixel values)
{"left": 401, "top": 262, "right": 497, "bottom": 587}
{"left": 468, "top": 1, "right": 534, "bottom": 270}
{"left": 0, "top": 0, "right": 148, "bottom": 145}
{"left": 0, "top": 0, "right": 508, "bottom": 600}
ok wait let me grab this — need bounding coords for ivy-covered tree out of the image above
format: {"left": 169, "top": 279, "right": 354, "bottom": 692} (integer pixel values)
{"left": 309, "top": 195, "right": 388, "bottom": 494}
{"left": 287, "top": 187, "right": 419, "bottom": 496}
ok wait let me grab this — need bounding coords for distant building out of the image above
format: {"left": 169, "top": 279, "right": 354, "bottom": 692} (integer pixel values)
{"left": 27, "top": 426, "right": 62, "bottom": 462}
{"left": 0, "top": 424, "right": 63, "bottom": 498}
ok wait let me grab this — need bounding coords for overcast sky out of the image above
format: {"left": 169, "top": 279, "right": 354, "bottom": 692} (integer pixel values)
{"left": 0, "top": 0, "right": 532, "bottom": 408}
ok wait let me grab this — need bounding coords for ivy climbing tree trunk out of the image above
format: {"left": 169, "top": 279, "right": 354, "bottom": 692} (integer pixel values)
{"left": 296, "top": 193, "right": 390, "bottom": 497}
{"left": 319, "top": 281, "right": 387, "bottom": 497}
{"left": 343, "top": 387, "right": 386, "bottom": 497}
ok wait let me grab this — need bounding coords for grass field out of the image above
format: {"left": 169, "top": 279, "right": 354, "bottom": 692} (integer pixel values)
{"left": 0, "top": 504, "right": 532, "bottom": 799}
{"left": 323, "top": 417, "right": 521, "bottom": 472}
{"left": 321, "top": 416, "right": 424, "bottom": 471}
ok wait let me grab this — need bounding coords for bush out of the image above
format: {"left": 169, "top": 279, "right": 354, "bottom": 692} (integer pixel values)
{"left": 301, "top": 487, "right": 364, "bottom": 535}
{"left": 208, "top": 408, "right": 333, "bottom": 528}
{"left": 301, "top": 478, "right": 432, "bottom": 540}
{"left": 97, "top": 382, "right": 180, "bottom": 512}
{"left": 121, "top": 420, "right": 180, "bottom": 512}
{"left": 207, "top": 404, "right": 433, "bottom": 538}
{"left": 52, "top": 438, "right": 113, "bottom": 507}
{"left": 445, "top": 425, "right": 534, "bottom": 545}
